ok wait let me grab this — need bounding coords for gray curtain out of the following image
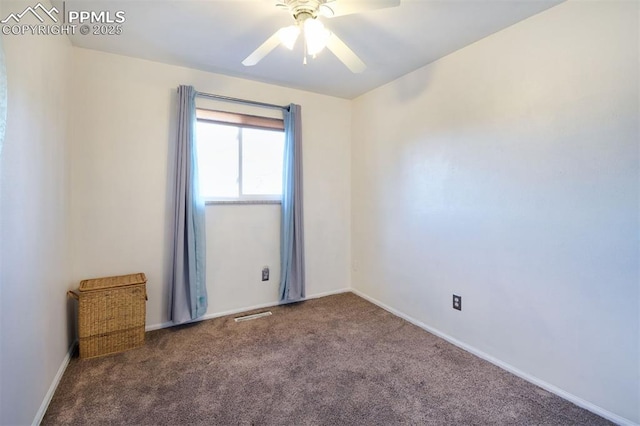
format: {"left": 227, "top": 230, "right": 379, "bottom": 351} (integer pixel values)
{"left": 279, "top": 104, "right": 305, "bottom": 302}
{"left": 170, "top": 85, "right": 208, "bottom": 323}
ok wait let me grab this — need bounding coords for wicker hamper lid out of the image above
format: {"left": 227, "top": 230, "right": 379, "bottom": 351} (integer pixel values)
{"left": 79, "top": 273, "right": 147, "bottom": 292}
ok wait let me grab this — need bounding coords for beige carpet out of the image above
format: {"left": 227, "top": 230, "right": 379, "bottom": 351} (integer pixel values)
{"left": 43, "top": 292, "right": 610, "bottom": 425}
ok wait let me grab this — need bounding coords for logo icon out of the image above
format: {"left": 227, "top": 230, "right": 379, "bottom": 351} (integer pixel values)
{"left": 1, "top": 2, "right": 59, "bottom": 24}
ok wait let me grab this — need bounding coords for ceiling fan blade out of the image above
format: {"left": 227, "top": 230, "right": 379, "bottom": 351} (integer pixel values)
{"left": 326, "top": 33, "right": 366, "bottom": 73}
{"left": 321, "top": 0, "right": 400, "bottom": 18}
{"left": 242, "top": 31, "right": 282, "bottom": 67}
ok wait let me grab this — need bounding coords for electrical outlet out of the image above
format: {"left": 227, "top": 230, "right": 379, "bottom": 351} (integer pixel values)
{"left": 453, "top": 294, "right": 462, "bottom": 311}
{"left": 262, "top": 267, "right": 269, "bottom": 281}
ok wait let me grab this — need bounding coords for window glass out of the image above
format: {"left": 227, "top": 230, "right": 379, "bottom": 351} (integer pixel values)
{"left": 196, "top": 117, "right": 284, "bottom": 201}
{"left": 242, "top": 128, "right": 285, "bottom": 196}
{"left": 196, "top": 121, "right": 239, "bottom": 199}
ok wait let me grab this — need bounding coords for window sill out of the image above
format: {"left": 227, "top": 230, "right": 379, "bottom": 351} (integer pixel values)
{"left": 205, "top": 199, "right": 281, "bottom": 206}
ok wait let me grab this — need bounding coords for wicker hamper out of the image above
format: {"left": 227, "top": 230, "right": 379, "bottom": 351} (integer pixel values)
{"left": 68, "top": 273, "right": 147, "bottom": 359}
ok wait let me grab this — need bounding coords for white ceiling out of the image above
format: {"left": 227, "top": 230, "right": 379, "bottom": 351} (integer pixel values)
{"left": 50, "top": 0, "right": 563, "bottom": 99}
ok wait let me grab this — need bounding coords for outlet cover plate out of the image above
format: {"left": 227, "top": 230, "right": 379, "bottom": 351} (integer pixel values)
{"left": 453, "top": 294, "right": 462, "bottom": 311}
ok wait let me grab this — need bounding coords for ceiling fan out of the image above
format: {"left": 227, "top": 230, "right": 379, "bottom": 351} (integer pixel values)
{"left": 242, "top": 0, "right": 401, "bottom": 73}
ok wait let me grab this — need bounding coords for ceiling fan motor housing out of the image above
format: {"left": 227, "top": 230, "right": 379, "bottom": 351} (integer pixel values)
{"left": 281, "top": 0, "right": 329, "bottom": 20}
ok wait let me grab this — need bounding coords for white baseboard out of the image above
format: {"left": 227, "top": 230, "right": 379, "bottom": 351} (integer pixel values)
{"left": 304, "top": 287, "right": 352, "bottom": 300}
{"left": 32, "top": 340, "right": 77, "bottom": 426}
{"left": 350, "top": 289, "right": 637, "bottom": 426}
{"left": 146, "top": 287, "right": 350, "bottom": 332}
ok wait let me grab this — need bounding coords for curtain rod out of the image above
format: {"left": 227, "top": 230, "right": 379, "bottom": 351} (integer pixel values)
{"left": 195, "top": 91, "right": 289, "bottom": 112}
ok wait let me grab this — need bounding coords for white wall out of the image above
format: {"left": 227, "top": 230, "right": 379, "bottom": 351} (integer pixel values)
{"left": 352, "top": 1, "right": 639, "bottom": 423}
{"left": 0, "top": 1, "right": 73, "bottom": 423}
{"left": 69, "top": 48, "right": 352, "bottom": 328}
{"left": 206, "top": 205, "right": 281, "bottom": 314}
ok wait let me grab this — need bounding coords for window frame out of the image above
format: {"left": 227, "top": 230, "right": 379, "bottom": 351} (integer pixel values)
{"left": 195, "top": 108, "right": 285, "bottom": 204}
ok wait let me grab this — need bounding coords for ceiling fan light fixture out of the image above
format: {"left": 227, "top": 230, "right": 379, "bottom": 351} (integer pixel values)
{"left": 243, "top": 0, "right": 394, "bottom": 72}
{"left": 304, "top": 18, "right": 331, "bottom": 56}
{"left": 277, "top": 25, "right": 301, "bottom": 50}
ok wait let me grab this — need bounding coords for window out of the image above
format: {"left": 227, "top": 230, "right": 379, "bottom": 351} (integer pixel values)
{"left": 196, "top": 109, "right": 285, "bottom": 202}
